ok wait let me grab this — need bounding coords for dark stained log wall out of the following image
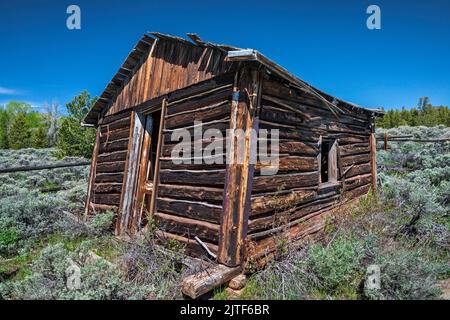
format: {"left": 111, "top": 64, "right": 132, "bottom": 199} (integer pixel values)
{"left": 153, "top": 78, "right": 235, "bottom": 256}
{"left": 246, "top": 76, "right": 374, "bottom": 261}
{"left": 87, "top": 109, "right": 133, "bottom": 214}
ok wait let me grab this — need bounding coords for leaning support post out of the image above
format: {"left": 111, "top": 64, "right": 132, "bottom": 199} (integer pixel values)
{"left": 117, "top": 112, "right": 145, "bottom": 235}
{"left": 148, "top": 98, "right": 168, "bottom": 217}
{"left": 84, "top": 128, "right": 100, "bottom": 218}
{"left": 370, "top": 125, "right": 377, "bottom": 193}
{"left": 218, "top": 66, "right": 262, "bottom": 267}
{"left": 383, "top": 131, "right": 388, "bottom": 151}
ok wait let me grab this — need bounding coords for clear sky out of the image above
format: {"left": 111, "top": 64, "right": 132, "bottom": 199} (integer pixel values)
{"left": 0, "top": 0, "right": 449, "bottom": 113}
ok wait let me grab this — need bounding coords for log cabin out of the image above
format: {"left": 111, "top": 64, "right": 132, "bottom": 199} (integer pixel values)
{"left": 82, "top": 32, "right": 381, "bottom": 296}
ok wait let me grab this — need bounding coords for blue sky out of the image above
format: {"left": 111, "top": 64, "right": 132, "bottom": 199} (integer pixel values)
{"left": 0, "top": 0, "right": 449, "bottom": 113}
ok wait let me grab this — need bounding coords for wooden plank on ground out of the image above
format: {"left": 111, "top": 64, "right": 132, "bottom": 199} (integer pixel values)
{"left": 181, "top": 264, "right": 242, "bottom": 299}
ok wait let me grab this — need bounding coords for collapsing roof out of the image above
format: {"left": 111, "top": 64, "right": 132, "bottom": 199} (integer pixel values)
{"left": 83, "top": 32, "right": 382, "bottom": 126}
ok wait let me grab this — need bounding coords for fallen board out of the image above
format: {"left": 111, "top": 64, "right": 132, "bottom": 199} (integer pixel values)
{"left": 181, "top": 263, "right": 242, "bottom": 299}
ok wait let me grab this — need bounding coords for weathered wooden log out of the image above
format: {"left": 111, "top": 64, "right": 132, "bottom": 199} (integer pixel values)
{"left": 344, "top": 173, "right": 372, "bottom": 191}
{"left": 99, "top": 116, "right": 131, "bottom": 132}
{"left": 370, "top": 132, "right": 377, "bottom": 192}
{"left": 278, "top": 140, "right": 318, "bottom": 157}
{"left": 340, "top": 153, "right": 371, "bottom": 167}
{"left": 345, "top": 183, "right": 371, "bottom": 198}
{"left": 165, "top": 100, "right": 231, "bottom": 129}
{"left": 261, "top": 94, "right": 313, "bottom": 120}
{"left": 99, "top": 128, "right": 130, "bottom": 143}
{"left": 97, "top": 151, "right": 128, "bottom": 163}
{"left": 247, "top": 206, "right": 334, "bottom": 260}
{"left": 98, "top": 139, "right": 130, "bottom": 154}
{"left": 93, "top": 183, "right": 122, "bottom": 194}
{"left": 162, "top": 137, "right": 228, "bottom": 157}
{"left": 154, "top": 212, "right": 220, "bottom": 243}
{"left": 248, "top": 193, "right": 340, "bottom": 234}
{"left": 255, "top": 156, "right": 317, "bottom": 174}
{"left": 181, "top": 264, "right": 242, "bottom": 299}
{"left": 157, "top": 184, "right": 224, "bottom": 204}
{"left": 163, "top": 121, "right": 229, "bottom": 144}
{"left": 166, "top": 84, "right": 232, "bottom": 116}
{"left": 258, "top": 120, "right": 320, "bottom": 142}
{"left": 85, "top": 130, "right": 100, "bottom": 217}
{"left": 0, "top": 161, "right": 90, "bottom": 174}
{"left": 251, "top": 189, "right": 317, "bottom": 216}
{"left": 342, "top": 163, "right": 371, "bottom": 178}
{"left": 98, "top": 109, "right": 132, "bottom": 125}
{"left": 159, "top": 169, "right": 225, "bottom": 187}
{"left": 252, "top": 171, "right": 319, "bottom": 193}
{"left": 228, "top": 274, "right": 247, "bottom": 290}
{"left": 340, "top": 143, "right": 370, "bottom": 157}
{"left": 260, "top": 104, "right": 306, "bottom": 126}
{"left": 156, "top": 197, "right": 222, "bottom": 223}
{"left": 94, "top": 173, "right": 124, "bottom": 183}
{"left": 218, "top": 67, "right": 260, "bottom": 267}
{"left": 88, "top": 203, "right": 117, "bottom": 214}
{"left": 148, "top": 100, "right": 167, "bottom": 220}
{"left": 155, "top": 230, "right": 218, "bottom": 258}
{"left": 159, "top": 157, "right": 226, "bottom": 170}
{"left": 91, "top": 193, "right": 121, "bottom": 205}
{"left": 95, "top": 162, "right": 126, "bottom": 173}
{"left": 262, "top": 79, "right": 369, "bottom": 122}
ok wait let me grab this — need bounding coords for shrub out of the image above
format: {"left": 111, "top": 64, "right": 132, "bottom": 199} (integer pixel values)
{"left": 31, "top": 126, "right": 49, "bottom": 149}
{"left": 307, "top": 236, "right": 365, "bottom": 294}
{"left": 119, "top": 230, "right": 185, "bottom": 300}
{"left": 369, "top": 248, "right": 448, "bottom": 300}
{"left": 0, "top": 149, "right": 90, "bottom": 256}
{"left": 0, "top": 242, "right": 153, "bottom": 300}
{"left": 241, "top": 236, "right": 366, "bottom": 300}
{"left": 87, "top": 212, "right": 115, "bottom": 235}
{"left": 0, "top": 228, "right": 19, "bottom": 250}
{"left": 56, "top": 91, "right": 96, "bottom": 159}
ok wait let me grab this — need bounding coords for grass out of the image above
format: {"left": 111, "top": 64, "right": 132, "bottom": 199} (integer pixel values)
{"left": 2, "top": 126, "right": 450, "bottom": 300}
{"left": 222, "top": 126, "right": 450, "bottom": 300}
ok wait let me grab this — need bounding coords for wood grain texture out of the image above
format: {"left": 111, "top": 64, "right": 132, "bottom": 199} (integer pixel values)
{"left": 218, "top": 67, "right": 262, "bottom": 267}
{"left": 104, "top": 40, "right": 238, "bottom": 117}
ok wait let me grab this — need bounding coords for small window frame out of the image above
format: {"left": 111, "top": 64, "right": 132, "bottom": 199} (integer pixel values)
{"left": 318, "top": 137, "right": 338, "bottom": 186}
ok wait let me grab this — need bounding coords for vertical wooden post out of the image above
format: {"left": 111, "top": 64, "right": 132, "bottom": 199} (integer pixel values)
{"left": 218, "top": 67, "right": 261, "bottom": 267}
{"left": 328, "top": 141, "right": 338, "bottom": 183}
{"left": 130, "top": 116, "right": 153, "bottom": 233}
{"left": 117, "top": 112, "right": 145, "bottom": 235}
{"left": 383, "top": 131, "right": 388, "bottom": 151}
{"left": 370, "top": 132, "right": 377, "bottom": 193}
{"left": 148, "top": 98, "right": 168, "bottom": 217}
{"left": 84, "top": 128, "right": 100, "bottom": 219}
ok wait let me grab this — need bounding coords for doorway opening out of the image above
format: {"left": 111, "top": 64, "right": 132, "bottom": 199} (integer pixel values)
{"left": 135, "top": 109, "right": 162, "bottom": 228}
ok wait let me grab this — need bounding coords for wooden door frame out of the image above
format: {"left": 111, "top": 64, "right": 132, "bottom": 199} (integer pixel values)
{"left": 117, "top": 99, "right": 167, "bottom": 235}
{"left": 116, "top": 111, "right": 145, "bottom": 235}
{"left": 130, "top": 114, "right": 154, "bottom": 233}
{"left": 132, "top": 99, "right": 167, "bottom": 230}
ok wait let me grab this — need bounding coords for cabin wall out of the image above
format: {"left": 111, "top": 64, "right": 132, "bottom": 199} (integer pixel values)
{"left": 103, "top": 39, "right": 237, "bottom": 118}
{"left": 246, "top": 76, "right": 374, "bottom": 263}
{"left": 86, "top": 109, "right": 133, "bottom": 214}
{"left": 152, "top": 75, "right": 235, "bottom": 257}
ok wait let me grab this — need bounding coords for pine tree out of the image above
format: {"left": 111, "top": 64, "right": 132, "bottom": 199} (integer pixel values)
{"left": 0, "top": 108, "right": 10, "bottom": 149}
{"left": 9, "top": 112, "right": 31, "bottom": 149}
{"left": 56, "top": 91, "right": 96, "bottom": 158}
{"left": 376, "top": 98, "right": 449, "bottom": 128}
{"left": 32, "top": 126, "right": 49, "bottom": 148}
